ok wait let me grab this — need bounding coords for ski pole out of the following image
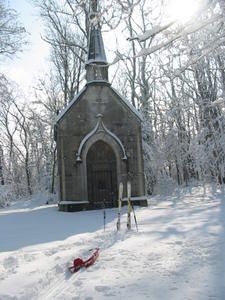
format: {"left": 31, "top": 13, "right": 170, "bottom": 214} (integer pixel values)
{"left": 103, "top": 199, "right": 106, "bottom": 231}
{"left": 131, "top": 203, "right": 138, "bottom": 232}
{"left": 127, "top": 181, "right": 132, "bottom": 230}
{"left": 117, "top": 182, "right": 123, "bottom": 231}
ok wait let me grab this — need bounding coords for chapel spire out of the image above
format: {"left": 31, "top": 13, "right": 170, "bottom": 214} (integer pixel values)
{"left": 86, "top": 0, "right": 109, "bottom": 83}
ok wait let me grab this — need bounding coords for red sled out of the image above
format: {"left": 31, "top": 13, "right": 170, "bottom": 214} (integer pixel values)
{"left": 69, "top": 248, "right": 100, "bottom": 273}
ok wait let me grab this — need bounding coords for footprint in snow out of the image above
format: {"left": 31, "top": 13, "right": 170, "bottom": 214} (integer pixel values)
{"left": 105, "top": 292, "right": 116, "bottom": 297}
{"left": 54, "top": 264, "right": 64, "bottom": 273}
{"left": 175, "top": 241, "right": 183, "bottom": 245}
{"left": 23, "top": 253, "right": 35, "bottom": 262}
{"left": 95, "top": 285, "right": 109, "bottom": 292}
{"left": 103, "top": 257, "right": 115, "bottom": 262}
{"left": 74, "top": 280, "right": 83, "bottom": 287}
{"left": 44, "top": 249, "right": 58, "bottom": 256}
{"left": 0, "top": 265, "right": 6, "bottom": 280}
{"left": 3, "top": 257, "right": 18, "bottom": 270}
{"left": 0, "top": 295, "right": 17, "bottom": 300}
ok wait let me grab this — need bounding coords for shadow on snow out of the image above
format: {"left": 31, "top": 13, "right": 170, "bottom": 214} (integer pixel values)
{"left": 0, "top": 205, "right": 117, "bottom": 252}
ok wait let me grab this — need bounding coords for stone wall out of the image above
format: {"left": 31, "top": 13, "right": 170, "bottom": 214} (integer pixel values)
{"left": 56, "top": 82, "right": 146, "bottom": 210}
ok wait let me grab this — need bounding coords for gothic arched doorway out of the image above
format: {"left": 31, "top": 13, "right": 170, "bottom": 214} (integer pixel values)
{"left": 87, "top": 140, "right": 117, "bottom": 208}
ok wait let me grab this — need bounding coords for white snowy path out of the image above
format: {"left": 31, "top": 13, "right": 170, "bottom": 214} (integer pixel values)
{"left": 0, "top": 185, "right": 225, "bottom": 299}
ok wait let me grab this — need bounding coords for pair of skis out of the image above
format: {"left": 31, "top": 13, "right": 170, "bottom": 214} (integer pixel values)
{"left": 116, "top": 182, "right": 138, "bottom": 232}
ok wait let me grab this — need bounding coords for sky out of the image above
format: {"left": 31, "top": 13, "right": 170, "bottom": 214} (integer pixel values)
{"left": 1, "top": 0, "right": 120, "bottom": 98}
{"left": 2, "top": 0, "right": 49, "bottom": 97}
{"left": 1, "top": 0, "right": 204, "bottom": 100}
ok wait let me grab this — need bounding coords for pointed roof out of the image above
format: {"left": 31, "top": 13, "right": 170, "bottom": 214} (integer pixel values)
{"left": 55, "top": 85, "right": 143, "bottom": 125}
{"left": 86, "top": 0, "right": 107, "bottom": 65}
{"left": 87, "top": 26, "right": 107, "bottom": 64}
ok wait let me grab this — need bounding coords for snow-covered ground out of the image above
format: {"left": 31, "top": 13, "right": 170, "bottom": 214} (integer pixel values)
{"left": 0, "top": 184, "right": 225, "bottom": 300}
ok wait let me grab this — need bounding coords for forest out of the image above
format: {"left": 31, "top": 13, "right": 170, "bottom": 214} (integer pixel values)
{"left": 0, "top": 0, "right": 225, "bottom": 206}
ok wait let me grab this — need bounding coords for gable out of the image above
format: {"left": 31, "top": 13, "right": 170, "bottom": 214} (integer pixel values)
{"left": 55, "top": 83, "right": 142, "bottom": 124}
{"left": 110, "top": 87, "right": 142, "bottom": 121}
{"left": 55, "top": 86, "right": 87, "bottom": 123}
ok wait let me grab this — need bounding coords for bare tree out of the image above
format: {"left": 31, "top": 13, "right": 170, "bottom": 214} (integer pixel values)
{"left": 33, "top": 73, "right": 64, "bottom": 194}
{"left": 0, "top": 0, "right": 27, "bottom": 57}
{"left": 35, "top": 0, "right": 88, "bottom": 106}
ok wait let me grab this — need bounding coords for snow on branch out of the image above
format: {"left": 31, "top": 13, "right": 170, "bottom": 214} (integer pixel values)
{"left": 210, "top": 98, "right": 225, "bottom": 106}
{"left": 127, "top": 21, "right": 174, "bottom": 42}
{"left": 172, "top": 36, "right": 225, "bottom": 77}
{"left": 108, "top": 51, "right": 126, "bottom": 65}
{"left": 134, "top": 14, "right": 223, "bottom": 58}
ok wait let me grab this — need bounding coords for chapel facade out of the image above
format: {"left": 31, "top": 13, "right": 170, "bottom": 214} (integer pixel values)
{"left": 55, "top": 0, "right": 147, "bottom": 212}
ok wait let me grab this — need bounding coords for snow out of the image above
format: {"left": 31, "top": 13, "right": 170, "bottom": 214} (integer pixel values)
{"left": 135, "top": 14, "right": 224, "bottom": 58}
{"left": 128, "top": 22, "right": 174, "bottom": 42}
{"left": 211, "top": 98, "right": 225, "bottom": 106}
{"left": 1, "top": 184, "right": 225, "bottom": 299}
{"left": 59, "top": 201, "right": 89, "bottom": 205}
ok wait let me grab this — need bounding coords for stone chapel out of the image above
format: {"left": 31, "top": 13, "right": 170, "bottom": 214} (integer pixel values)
{"left": 55, "top": 0, "right": 147, "bottom": 212}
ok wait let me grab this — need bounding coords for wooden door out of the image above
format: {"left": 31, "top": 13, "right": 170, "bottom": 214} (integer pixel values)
{"left": 87, "top": 141, "right": 117, "bottom": 208}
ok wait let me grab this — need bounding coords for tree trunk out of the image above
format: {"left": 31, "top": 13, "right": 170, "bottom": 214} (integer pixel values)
{"left": 0, "top": 145, "right": 4, "bottom": 185}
